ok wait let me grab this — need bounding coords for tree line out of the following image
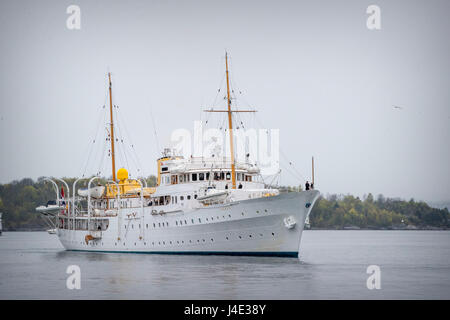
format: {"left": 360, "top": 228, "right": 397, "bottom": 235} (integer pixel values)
{"left": 0, "top": 177, "right": 448, "bottom": 230}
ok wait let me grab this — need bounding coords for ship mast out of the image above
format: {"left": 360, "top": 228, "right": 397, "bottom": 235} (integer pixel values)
{"left": 225, "top": 53, "right": 237, "bottom": 189}
{"left": 204, "top": 53, "right": 256, "bottom": 189}
{"left": 108, "top": 72, "right": 117, "bottom": 181}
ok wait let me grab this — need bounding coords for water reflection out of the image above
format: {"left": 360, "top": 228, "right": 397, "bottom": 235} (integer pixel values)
{"left": 1, "top": 231, "right": 449, "bottom": 299}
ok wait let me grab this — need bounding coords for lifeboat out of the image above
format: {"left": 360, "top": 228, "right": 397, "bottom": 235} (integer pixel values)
{"left": 197, "top": 187, "right": 229, "bottom": 205}
{"left": 78, "top": 186, "right": 105, "bottom": 198}
{"left": 124, "top": 187, "right": 155, "bottom": 196}
{"left": 35, "top": 200, "right": 65, "bottom": 215}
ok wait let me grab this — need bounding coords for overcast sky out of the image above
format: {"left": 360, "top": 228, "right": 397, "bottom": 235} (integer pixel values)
{"left": 0, "top": 0, "right": 449, "bottom": 202}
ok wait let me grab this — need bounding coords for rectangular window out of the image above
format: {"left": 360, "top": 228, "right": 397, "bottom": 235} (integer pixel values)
{"left": 199, "top": 172, "right": 204, "bottom": 181}
{"left": 192, "top": 173, "right": 197, "bottom": 181}
{"left": 226, "top": 172, "right": 231, "bottom": 180}
{"left": 206, "top": 172, "right": 210, "bottom": 180}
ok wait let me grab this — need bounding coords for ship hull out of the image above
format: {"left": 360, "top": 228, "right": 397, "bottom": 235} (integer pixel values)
{"left": 58, "top": 190, "right": 319, "bottom": 257}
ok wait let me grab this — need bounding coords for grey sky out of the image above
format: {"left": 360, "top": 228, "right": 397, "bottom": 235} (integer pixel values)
{"left": 0, "top": 0, "right": 449, "bottom": 202}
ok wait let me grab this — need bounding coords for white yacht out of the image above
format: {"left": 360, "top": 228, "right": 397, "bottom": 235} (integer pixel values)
{"left": 36, "top": 55, "right": 319, "bottom": 257}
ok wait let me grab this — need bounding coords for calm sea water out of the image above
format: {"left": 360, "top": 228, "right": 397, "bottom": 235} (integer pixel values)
{"left": 0, "top": 230, "right": 449, "bottom": 299}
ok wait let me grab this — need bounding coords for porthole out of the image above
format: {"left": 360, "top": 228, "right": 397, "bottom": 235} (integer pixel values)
{"left": 264, "top": 209, "right": 268, "bottom": 212}
{"left": 272, "top": 232, "right": 275, "bottom": 236}
{"left": 228, "top": 214, "right": 231, "bottom": 218}
{"left": 146, "top": 224, "right": 148, "bottom": 228}
{"left": 256, "top": 210, "right": 259, "bottom": 214}
{"left": 226, "top": 237, "right": 229, "bottom": 240}
{"left": 249, "top": 235, "right": 252, "bottom": 238}
{"left": 242, "top": 212, "right": 244, "bottom": 216}
{"left": 211, "top": 238, "right": 214, "bottom": 242}
{"left": 238, "top": 236, "right": 242, "bottom": 239}
{"left": 198, "top": 218, "right": 201, "bottom": 223}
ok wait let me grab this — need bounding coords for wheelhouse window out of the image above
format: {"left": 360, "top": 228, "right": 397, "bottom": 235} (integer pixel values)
{"left": 226, "top": 172, "right": 231, "bottom": 180}
{"left": 192, "top": 173, "right": 197, "bottom": 181}
{"left": 199, "top": 172, "right": 204, "bottom": 181}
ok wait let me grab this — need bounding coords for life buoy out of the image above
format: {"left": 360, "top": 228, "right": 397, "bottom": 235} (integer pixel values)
{"left": 85, "top": 234, "right": 94, "bottom": 244}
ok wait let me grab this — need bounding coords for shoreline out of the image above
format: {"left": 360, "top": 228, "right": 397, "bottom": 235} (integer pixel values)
{"left": 2, "top": 228, "right": 449, "bottom": 232}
